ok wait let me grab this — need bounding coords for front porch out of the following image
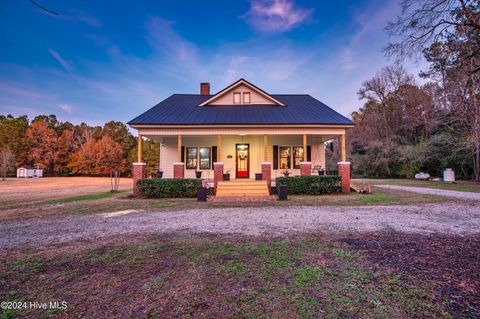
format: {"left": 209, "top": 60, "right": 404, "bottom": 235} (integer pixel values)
{"left": 132, "top": 126, "right": 351, "bottom": 195}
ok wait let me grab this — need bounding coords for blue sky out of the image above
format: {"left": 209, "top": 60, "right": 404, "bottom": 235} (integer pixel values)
{"left": 0, "top": 0, "right": 421, "bottom": 126}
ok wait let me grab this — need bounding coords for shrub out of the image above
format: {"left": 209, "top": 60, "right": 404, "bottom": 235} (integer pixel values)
{"left": 136, "top": 178, "right": 202, "bottom": 198}
{"left": 276, "top": 175, "right": 341, "bottom": 195}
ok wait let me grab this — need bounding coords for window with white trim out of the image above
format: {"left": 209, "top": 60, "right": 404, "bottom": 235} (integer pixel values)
{"left": 186, "top": 147, "right": 197, "bottom": 170}
{"left": 243, "top": 92, "right": 251, "bottom": 104}
{"left": 233, "top": 92, "right": 241, "bottom": 104}
{"left": 279, "top": 146, "right": 291, "bottom": 169}
{"left": 293, "top": 147, "right": 304, "bottom": 169}
{"left": 199, "top": 147, "right": 211, "bottom": 170}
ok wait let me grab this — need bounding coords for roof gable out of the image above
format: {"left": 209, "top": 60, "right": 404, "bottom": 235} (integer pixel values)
{"left": 199, "top": 78, "right": 285, "bottom": 106}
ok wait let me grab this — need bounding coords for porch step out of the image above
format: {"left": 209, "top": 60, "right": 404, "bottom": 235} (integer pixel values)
{"left": 216, "top": 179, "right": 269, "bottom": 197}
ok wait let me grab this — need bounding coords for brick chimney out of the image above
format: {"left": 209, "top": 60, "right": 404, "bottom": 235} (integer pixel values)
{"left": 200, "top": 82, "right": 210, "bottom": 95}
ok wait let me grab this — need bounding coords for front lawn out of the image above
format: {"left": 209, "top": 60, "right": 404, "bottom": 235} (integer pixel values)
{"left": 354, "top": 178, "right": 480, "bottom": 193}
{"left": 2, "top": 233, "right": 474, "bottom": 318}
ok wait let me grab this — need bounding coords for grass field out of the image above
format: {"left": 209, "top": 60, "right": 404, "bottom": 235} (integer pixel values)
{"left": 353, "top": 178, "right": 480, "bottom": 193}
{"left": 2, "top": 233, "right": 472, "bottom": 318}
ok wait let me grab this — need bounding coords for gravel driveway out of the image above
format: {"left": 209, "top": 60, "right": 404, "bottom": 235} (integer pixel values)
{"left": 1, "top": 203, "right": 479, "bottom": 248}
{"left": 376, "top": 185, "right": 480, "bottom": 201}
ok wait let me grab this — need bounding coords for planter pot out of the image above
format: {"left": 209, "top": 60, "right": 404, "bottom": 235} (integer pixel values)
{"left": 155, "top": 170, "right": 163, "bottom": 179}
{"left": 197, "top": 187, "right": 207, "bottom": 202}
{"left": 223, "top": 173, "right": 230, "bottom": 181}
{"left": 318, "top": 170, "right": 325, "bottom": 176}
{"left": 255, "top": 173, "right": 262, "bottom": 180}
{"left": 278, "top": 185, "right": 288, "bottom": 201}
{"left": 195, "top": 171, "right": 202, "bottom": 179}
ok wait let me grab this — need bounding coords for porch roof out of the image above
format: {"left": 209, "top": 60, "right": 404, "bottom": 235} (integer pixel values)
{"left": 128, "top": 94, "right": 353, "bottom": 126}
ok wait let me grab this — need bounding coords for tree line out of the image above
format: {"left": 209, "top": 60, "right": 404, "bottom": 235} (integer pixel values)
{"left": 344, "top": 0, "right": 479, "bottom": 180}
{"left": 0, "top": 114, "right": 160, "bottom": 181}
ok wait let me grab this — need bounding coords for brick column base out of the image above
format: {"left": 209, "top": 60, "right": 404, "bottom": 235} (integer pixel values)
{"left": 261, "top": 162, "right": 272, "bottom": 192}
{"left": 133, "top": 162, "right": 146, "bottom": 196}
{"left": 300, "top": 162, "right": 312, "bottom": 176}
{"left": 338, "top": 162, "right": 351, "bottom": 193}
{"left": 173, "top": 163, "right": 184, "bottom": 179}
{"left": 214, "top": 162, "right": 224, "bottom": 192}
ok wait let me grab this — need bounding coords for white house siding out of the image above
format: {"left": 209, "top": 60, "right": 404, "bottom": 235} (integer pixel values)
{"left": 157, "top": 135, "right": 326, "bottom": 179}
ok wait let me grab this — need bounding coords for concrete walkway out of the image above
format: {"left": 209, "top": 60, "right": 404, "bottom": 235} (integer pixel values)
{"left": 376, "top": 185, "right": 480, "bottom": 201}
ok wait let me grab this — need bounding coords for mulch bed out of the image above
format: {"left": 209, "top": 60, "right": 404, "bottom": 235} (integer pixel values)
{"left": 340, "top": 232, "right": 480, "bottom": 318}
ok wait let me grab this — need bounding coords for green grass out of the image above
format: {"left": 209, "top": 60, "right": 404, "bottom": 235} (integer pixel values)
{"left": 355, "top": 178, "right": 480, "bottom": 193}
{"left": 0, "top": 235, "right": 452, "bottom": 318}
{"left": 47, "top": 189, "right": 129, "bottom": 204}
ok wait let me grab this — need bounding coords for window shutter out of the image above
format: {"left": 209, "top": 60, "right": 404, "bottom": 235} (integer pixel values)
{"left": 273, "top": 145, "right": 278, "bottom": 170}
{"left": 212, "top": 146, "right": 217, "bottom": 166}
{"left": 181, "top": 146, "right": 185, "bottom": 163}
{"left": 307, "top": 145, "right": 311, "bottom": 162}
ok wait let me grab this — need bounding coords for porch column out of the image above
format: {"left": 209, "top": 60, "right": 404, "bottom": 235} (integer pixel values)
{"left": 303, "top": 134, "right": 307, "bottom": 161}
{"left": 261, "top": 162, "right": 271, "bottom": 192}
{"left": 341, "top": 134, "right": 346, "bottom": 162}
{"left": 177, "top": 135, "right": 182, "bottom": 162}
{"left": 137, "top": 134, "right": 142, "bottom": 162}
{"left": 263, "top": 135, "right": 268, "bottom": 162}
{"left": 133, "top": 134, "right": 146, "bottom": 195}
{"left": 173, "top": 163, "right": 185, "bottom": 179}
{"left": 216, "top": 135, "right": 222, "bottom": 161}
{"left": 132, "top": 162, "right": 146, "bottom": 196}
{"left": 338, "top": 161, "right": 351, "bottom": 193}
{"left": 214, "top": 162, "right": 224, "bottom": 191}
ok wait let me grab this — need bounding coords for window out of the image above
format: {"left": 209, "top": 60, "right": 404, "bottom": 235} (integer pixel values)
{"left": 243, "top": 92, "right": 251, "bottom": 104}
{"left": 279, "top": 146, "right": 291, "bottom": 169}
{"left": 199, "top": 147, "right": 211, "bottom": 170}
{"left": 233, "top": 92, "right": 241, "bottom": 104}
{"left": 293, "top": 147, "right": 304, "bottom": 169}
{"left": 186, "top": 147, "right": 197, "bottom": 169}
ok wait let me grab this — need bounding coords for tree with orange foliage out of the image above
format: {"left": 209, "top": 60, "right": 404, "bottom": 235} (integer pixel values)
{"left": 25, "top": 119, "right": 74, "bottom": 176}
{"left": 68, "top": 135, "right": 126, "bottom": 191}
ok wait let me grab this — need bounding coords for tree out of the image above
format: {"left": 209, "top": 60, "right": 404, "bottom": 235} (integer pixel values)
{"left": 385, "top": 0, "right": 480, "bottom": 179}
{"left": 0, "top": 148, "right": 15, "bottom": 181}
{"left": 0, "top": 115, "right": 29, "bottom": 166}
{"left": 68, "top": 136, "right": 126, "bottom": 191}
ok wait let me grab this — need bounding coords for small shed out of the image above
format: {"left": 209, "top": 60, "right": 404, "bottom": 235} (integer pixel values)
{"left": 17, "top": 167, "right": 43, "bottom": 178}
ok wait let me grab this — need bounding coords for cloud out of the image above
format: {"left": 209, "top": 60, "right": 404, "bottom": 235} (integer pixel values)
{"left": 48, "top": 49, "right": 73, "bottom": 73}
{"left": 58, "top": 103, "right": 73, "bottom": 113}
{"left": 244, "top": 0, "right": 313, "bottom": 32}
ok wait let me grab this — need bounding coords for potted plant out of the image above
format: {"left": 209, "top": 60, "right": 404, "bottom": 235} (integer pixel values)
{"left": 195, "top": 170, "right": 202, "bottom": 179}
{"left": 223, "top": 169, "right": 231, "bottom": 181}
{"left": 278, "top": 183, "right": 288, "bottom": 200}
{"left": 281, "top": 169, "right": 290, "bottom": 177}
{"left": 255, "top": 173, "right": 262, "bottom": 180}
{"left": 318, "top": 168, "right": 325, "bottom": 176}
{"left": 155, "top": 170, "right": 163, "bottom": 179}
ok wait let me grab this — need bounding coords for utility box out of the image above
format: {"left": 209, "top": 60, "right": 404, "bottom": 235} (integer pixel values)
{"left": 443, "top": 168, "right": 455, "bottom": 183}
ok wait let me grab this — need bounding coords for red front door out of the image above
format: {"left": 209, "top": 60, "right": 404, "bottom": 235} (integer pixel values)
{"left": 236, "top": 144, "right": 249, "bottom": 178}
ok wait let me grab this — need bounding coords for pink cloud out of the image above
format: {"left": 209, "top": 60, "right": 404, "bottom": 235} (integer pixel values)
{"left": 245, "top": 0, "right": 313, "bottom": 32}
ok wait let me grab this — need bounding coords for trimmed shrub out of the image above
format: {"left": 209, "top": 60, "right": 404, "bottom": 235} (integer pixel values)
{"left": 136, "top": 178, "right": 202, "bottom": 198}
{"left": 275, "top": 175, "right": 341, "bottom": 195}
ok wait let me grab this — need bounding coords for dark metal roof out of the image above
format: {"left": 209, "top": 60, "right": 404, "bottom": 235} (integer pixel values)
{"left": 128, "top": 94, "right": 353, "bottom": 125}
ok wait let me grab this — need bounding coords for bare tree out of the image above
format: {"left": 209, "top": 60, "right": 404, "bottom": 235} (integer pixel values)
{"left": 0, "top": 149, "right": 15, "bottom": 181}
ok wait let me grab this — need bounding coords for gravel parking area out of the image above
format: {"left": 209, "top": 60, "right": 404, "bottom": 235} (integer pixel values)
{"left": 376, "top": 185, "right": 480, "bottom": 200}
{"left": 1, "top": 203, "right": 479, "bottom": 248}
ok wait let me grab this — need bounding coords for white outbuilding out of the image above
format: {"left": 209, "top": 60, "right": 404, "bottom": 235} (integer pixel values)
{"left": 16, "top": 167, "right": 43, "bottom": 178}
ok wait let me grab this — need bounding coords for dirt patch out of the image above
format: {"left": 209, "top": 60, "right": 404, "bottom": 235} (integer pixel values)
{"left": 341, "top": 232, "right": 480, "bottom": 318}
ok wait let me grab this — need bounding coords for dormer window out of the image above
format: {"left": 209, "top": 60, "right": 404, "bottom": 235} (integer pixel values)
{"left": 243, "top": 92, "right": 251, "bottom": 104}
{"left": 233, "top": 92, "right": 241, "bottom": 104}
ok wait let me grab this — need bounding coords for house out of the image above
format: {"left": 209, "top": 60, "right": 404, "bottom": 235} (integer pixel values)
{"left": 128, "top": 79, "right": 354, "bottom": 195}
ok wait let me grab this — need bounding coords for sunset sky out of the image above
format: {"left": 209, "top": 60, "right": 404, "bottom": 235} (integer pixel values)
{"left": 0, "top": 0, "right": 422, "bottom": 126}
